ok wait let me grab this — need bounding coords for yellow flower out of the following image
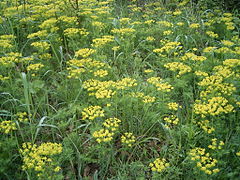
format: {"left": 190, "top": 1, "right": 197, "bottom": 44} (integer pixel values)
{"left": 81, "top": 106, "right": 105, "bottom": 120}
{"left": 146, "top": 36, "right": 155, "bottom": 42}
{"left": 75, "top": 48, "right": 96, "bottom": 58}
{"left": 168, "top": 102, "right": 182, "bottom": 111}
{"left": 164, "top": 62, "right": 191, "bottom": 77}
{"left": 94, "top": 69, "right": 108, "bottom": 77}
{"left": 93, "top": 129, "right": 114, "bottom": 143}
{"left": 92, "top": 35, "right": 114, "bottom": 47}
{"left": 189, "top": 147, "right": 219, "bottom": 174}
{"left": 111, "top": 28, "right": 136, "bottom": 35}
{"left": 16, "top": 112, "right": 31, "bottom": 122}
{"left": 149, "top": 158, "right": 169, "bottom": 172}
{"left": 147, "top": 77, "right": 173, "bottom": 92}
{"left": 189, "top": 23, "right": 200, "bottom": 29}
{"left": 121, "top": 132, "right": 136, "bottom": 147}
{"left": 0, "top": 120, "right": 17, "bottom": 133}
{"left": 103, "top": 118, "right": 121, "bottom": 131}
{"left": 206, "top": 31, "right": 219, "bottom": 38}
{"left": 144, "top": 69, "right": 154, "bottom": 73}
{"left": 0, "top": 75, "right": 10, "bottom": 81}
{"left": 27, "top": 63, "right": 44, "bottom": 72}
{"left": 163, "top": 30, "right": 173, "bottom": 36}
{"left": 221, "top": 40, "right": 234, "bottom": 46}
{"left": 197, "top": 120, "right": 215, "bottom": 134}
{"left": 112, "top": 46, "right": 120, "bottom": 51}
{"left": 20, "top": 142, "right": 62, "bottom": 177}
{"left": 31, "top": 41, "right": 50, "bottom": 51}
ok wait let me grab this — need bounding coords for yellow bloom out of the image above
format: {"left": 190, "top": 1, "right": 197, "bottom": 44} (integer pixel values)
{"left": 121, "top": 132, "right": 136, "bottom": 147}
{"left": 0, "top": 120, "right": 17, "bottom": 133}
{"left": 81, "top": 106, "right": 105, "bottom": 120}
{"left": 149, "top": 158, "right": 169, "bottom": 172}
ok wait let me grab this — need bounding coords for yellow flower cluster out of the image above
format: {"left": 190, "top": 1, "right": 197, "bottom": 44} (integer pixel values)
{"left": 144, "top": 19, "right": 155, "bottom": 25}
{"left": 83, "top": 78, "right": 137, "bottom": 96}
{"left": 0, "top": 52, "right": 23, "bottom": 67}
{"left": 81, "top": 106, "right": 105, "bottom": 120}
{"left": 83, "top": 79, "right": 111, "bottom": 91}
{"left": 163, "top": 30, "right": 173, "bottom": 36}
{"left": 63, "top": 28, "right": 79, "bottom": 37}
{"left": 189, "top": 148, "right": 219, "bottom": 175}
{"left": 223, "top": 59, "right": 240, "bottom": 67}
{"left": 92, "top": 21, "right": 105, "bottom": 29}
{"left": 111, "top": 28, "right": 136, "bottom": 35}
{"left": 38, "top": 53, "right": 51, "bottom": 60}
{"left": 115, "top": 78, "right": 137, "bottom": 89}
{"left": 94, "top": 69, "right": 108, "bottom": 77}
{"left": 67, "top": 58, "right": 106, "bottom": 79}
{"left": 176, "top": 22, "right": 184, "bottom": 26}
{"left": 156, "top": 21, "right": 173, "bottom": 27}
{"left": 27, "top": 30, "right": 48, "bottom": 39}
{"left": 131, "top": 92, "right": 156, "bottom": 103}
{"left": 221, "top": 40, "right": 234, "bottom": 47}
{"left": 58, "top": 16, "right": 77, "bottom": 24}
{"left": 67, "top": 68, "right": 86, "bottom": 79}
{"left": 75, "top": 48, "right": 96, "bottom": 58}
{"left": 146, "top": 36, "right": 155, "bottom": 42}
{"left": 164, "top": 62, "right": 191, "bottom": 77}
{"left": 195, "top": 71, "right": 208, "bottom": 77}
{"left": 31, "top": 41, "right": 50, "bottom": 51}
{"left": 153, "top": 42, "right": 181, "bottom": 55}
{"left": 27, "top": 63, "right": 44, "bottom": 76}
{"left": 206, "top": 31, "right": 219, "bottom": 38}
{"left": 208, "top": 138, "right": 224, "bottom": 150}
{"left": 142, "top": 95, "right": 156, "bottom": 103}
{"left": 95, "top": 89, "right": 116, "bottom": 99}
{"left": 203, "top": 46, "right": 217, "bottom": 53}
{"left": 221, "top": 13, "right": 235, "bottom": 30}
{"left": 213, "top": 65, "right": 234, "bottom": 78}
{"left": 167, "top": 102, "right": 182, "bottom": 111}
{"left": 119, "top": 18, "right": 131, "bottom": 23}
{"left": 147, "top": 77, "right": 173, "bottom": 92}
{"left": 112, "top": 46, "right": 120, "bottom": 51}
{"left": 92, "top": 116, "right": 121, "bottom": 143}
{"left": 0, "top": 75, "right": 10, "bottom": 81}
{"left": 163, "top": 115, "right": 179, "bottom": 128}
{"left": 194, "top": 97, "right": 234, "bottom": 117}
{"left": 189, "top": 23, "right": 200, "bottom": 29}
{"left": 144, "top": 69, "right": 154, "bottom": 73}
{"left": 173, "top": 10, "right": 182, "bottom": 16}
{"left": 93, "top": 129, "right": 114, "bottom": 143}
{"left": 16, "top": 112, "right": 31, "bottom": 122}
{"left": 214, "top": 47, "right": 234, "bottom": 54}
{"left": 39, "top": 18, "right": 58, "bottom": 32}
{"left": 121, "top": 132, "right": 136, "bottom": 147}
{"left": 197, "top": 120, "right": 215, "bottom": 134}
{"left": 92, "top": 35, "right": 114, "bottom": 47}
{"left": 149, "top": 158, "right": 170, "bottom": 173}
{"left": 20, "top": 142, "right": 62, "bottom": 177}
{"left": 181, "top": 52, "right": 207, "bottom": 62}
{"left": 103, "top": 118, "right": 121, "bottom": 131}
{"left": 198, "top": 71, "right": 236, "bottom": 97}
{"left": 0, "top": 34, "right": 15, "bottom": 49}
{"left": 64, "top": 28, "right": 89, "bottom": 37}
{"left": 236, "top": 151, "right": 240, "bottom": 156}
{"left": 0, "top": 120, "right": 17, "bottom": 134}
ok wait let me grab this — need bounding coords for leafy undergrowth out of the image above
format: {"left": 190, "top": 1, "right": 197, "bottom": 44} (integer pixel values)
{"left": 0, "top": 0, "right": 240, "bottom": 179}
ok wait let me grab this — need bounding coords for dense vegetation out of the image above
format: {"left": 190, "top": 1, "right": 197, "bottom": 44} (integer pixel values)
{"left": 0, "top": 0, "right": 240, "bottom": 179}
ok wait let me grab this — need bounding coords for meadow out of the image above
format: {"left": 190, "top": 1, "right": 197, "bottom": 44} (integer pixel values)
{"left": 0, "top": 0, "right": 240, "bottom": 179}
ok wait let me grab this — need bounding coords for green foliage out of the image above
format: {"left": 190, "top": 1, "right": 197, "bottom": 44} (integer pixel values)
{"left": 0, "top": 0, "right": 240, "bottom": 179}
